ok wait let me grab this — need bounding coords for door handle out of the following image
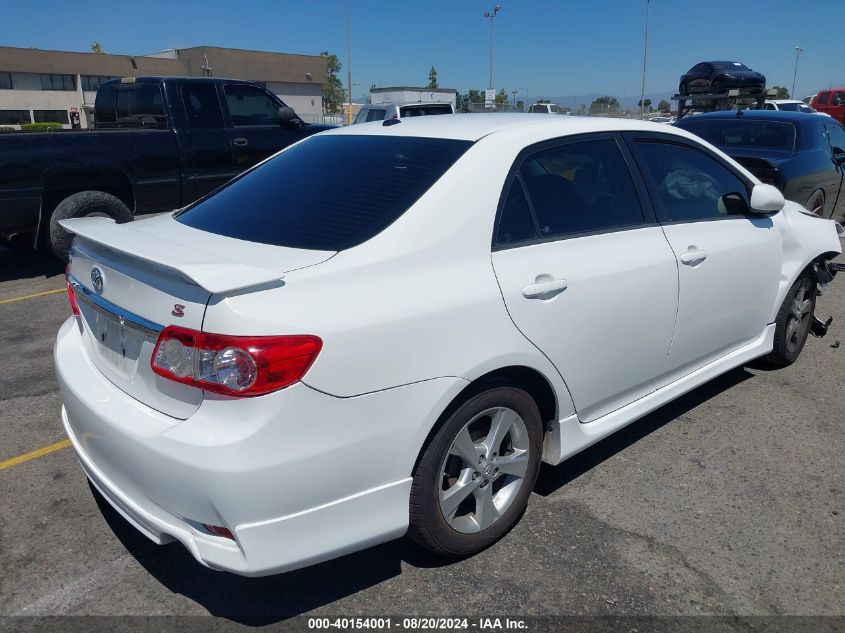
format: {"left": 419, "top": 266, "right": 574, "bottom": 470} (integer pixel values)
{"left": 233, "top": 137, "right": 249, "bottom": 147}
{"left": 679, "top": 249, "right": 707, "bottom": 266}
{"left": 522, "top": 279, "right": 568, "bottom": 299}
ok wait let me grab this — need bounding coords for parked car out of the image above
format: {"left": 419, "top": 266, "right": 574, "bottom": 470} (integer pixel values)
{"left": 648, "top": 116, "right": 675, "bottom": 124}
{"left": 353, "top": 102, "right": 454, "bottom": 124}
{"left": 56, "top": 116, "right": 841, "bottom": 576}
{"left": 0, "top": 77, "right": 333, "bottom": 260}
{"left": 811, "top": 89, "right": 845, "bottom": 124}
{"left": 679, "top": 61, "right": 766, "bottom": 96}
{"left": 763, "top": 100, "right": 828, "bottom": 116}
{"left": 527, "top": 103, "right": 566, "bottom": 114}
{"left": 676, "top": 110, "right": 845, "bottom": 221}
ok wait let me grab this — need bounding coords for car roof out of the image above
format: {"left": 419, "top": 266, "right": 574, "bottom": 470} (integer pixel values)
{"left": 705, "top": 61, "right": 745, "bottom": 66}
{"left": 677, "top": 110, "right": 813, "bottom": 123}
{"left": 768, "top": 100, "right": 803, "bottom": 104}
{"left": 359, "top": 102, "right": 451, "bottom": 108}
{"left": 325, "top": 113, "right": 700, "bottom": 142}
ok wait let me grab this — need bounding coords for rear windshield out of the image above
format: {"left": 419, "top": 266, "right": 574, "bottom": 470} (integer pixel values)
{"left": 677, "top": 119, "right": 796, "bottom": 151}
{"left": 175, "top": 135, "right": 472, "bottom": 250}
{"left": 399, "top": 105, "right": 452, "bottom": 117}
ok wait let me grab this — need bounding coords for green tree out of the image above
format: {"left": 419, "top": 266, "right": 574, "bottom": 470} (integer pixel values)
{"left": 638, "top": 98, "right": 653, "bottom": 111}
{"left": 516, "top": 100, "right": 525, "bottom": 112}
{"left": 494, "top": 88, "right": 508, "bottom": 105}
{"left": 657, "top": 99, "right": 671, "bottom": 112}
{"left": 771, "top": 86, "right": 790, "bottom": 99}
{"left": 427, "top": 66, "right": 438, "bottom": 89}
{"left": 320, "top": 51, "right": 345, "bottom": 115}
{"left": 589, "top": 96, "right": 620, "bottom": 114}
{"left": 90, "top": 41, "right": 105, "bottom": 54}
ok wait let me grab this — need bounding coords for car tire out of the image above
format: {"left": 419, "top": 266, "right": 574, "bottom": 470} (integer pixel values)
{"left": 49, "top": 191, "right": 133, "bottom": 262}
{"left": 762, "top": 271, "right": 817, "bottom": 368}
{"left": 805, "top": 190, "right": 825, "bottom": 217}
{"left": 408, "top": 385, "right": 543, "bottom": 558}
{"left": 679, "top": 82, "right": 689, "bottom": 96}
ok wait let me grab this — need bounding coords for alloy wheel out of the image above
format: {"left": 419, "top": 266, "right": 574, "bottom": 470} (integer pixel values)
{"left": 785, "top": 278, "right": 814, "bottom": 353}
{"left": 438, "top": 407, "right": 530, "bottom": 534}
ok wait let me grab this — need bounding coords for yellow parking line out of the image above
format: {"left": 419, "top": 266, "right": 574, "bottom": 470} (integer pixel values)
{"left": 0, "top": 288, "right": 65, "bottom": 305}
{"left": 0, "top": 439, "right": 71, "bottom": 471}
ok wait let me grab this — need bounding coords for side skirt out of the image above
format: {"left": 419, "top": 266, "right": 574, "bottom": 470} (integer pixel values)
{"left": 542, "top": 324, "right": 775, "bottom": 465}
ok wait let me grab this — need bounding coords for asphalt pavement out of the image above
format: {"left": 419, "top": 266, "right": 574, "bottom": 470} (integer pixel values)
{"left": 0, "top": 244, "right": 842, "bottom": 629}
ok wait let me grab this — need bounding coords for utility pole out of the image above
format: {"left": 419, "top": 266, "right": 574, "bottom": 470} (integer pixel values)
{"left": 345, "top": 0, "right": 353, "bottom": 124}
{"left": 484, "top": 5, "right": 501, "bottom": 91}
{"left": 639, "top": 0, "right": 650, "bottom": 119}
{"left": 792, "top": 46, "right": 803, "bottom": 99}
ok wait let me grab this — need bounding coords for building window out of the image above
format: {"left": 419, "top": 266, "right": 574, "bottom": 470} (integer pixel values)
{"left": 0, "top": 110, "right": 31, "bottom": 125}
{"left": 0, "top": 72, "right": 12, "bottom": 90}
{"left": 40, "top": 74, "right": 75, "bottom": 91}
{"left": 33, "top": 109, "right": 69, "bottom": 124}
{"left": 81, "top": 75, "right": 119, "bottom": 92}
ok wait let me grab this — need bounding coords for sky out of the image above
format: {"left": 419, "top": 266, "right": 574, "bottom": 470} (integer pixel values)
{"left": 4, "top": 0, "right": 844, "bottom": 103}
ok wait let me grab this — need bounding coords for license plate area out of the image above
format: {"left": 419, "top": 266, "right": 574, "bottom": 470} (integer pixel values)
{"left": 77, "top": 296, "right": 157, "bottom": 380}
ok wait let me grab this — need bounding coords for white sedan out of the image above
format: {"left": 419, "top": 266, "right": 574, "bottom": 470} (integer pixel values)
{"left": 55, "top": 115, "right": 842, "bottom": 576}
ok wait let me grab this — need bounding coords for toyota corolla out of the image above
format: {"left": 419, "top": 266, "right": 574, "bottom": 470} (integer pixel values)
{"left": 55, "top": 115, "right": 842, "bottom": 576}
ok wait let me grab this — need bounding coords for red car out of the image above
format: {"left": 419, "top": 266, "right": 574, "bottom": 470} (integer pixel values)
{"left": 811, "top": 89, "right": 845, "bottom": 123}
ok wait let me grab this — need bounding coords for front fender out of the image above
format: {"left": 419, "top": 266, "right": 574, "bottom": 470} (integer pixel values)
{"left": 770, "top": 202, "right": 842, "bottom": 322}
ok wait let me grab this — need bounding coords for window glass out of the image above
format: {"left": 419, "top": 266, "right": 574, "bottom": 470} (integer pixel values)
{"left": 826, "top": 122, "right": 845, "bottom": 154}
{"left": 33, "top": 110, "right": 69, "bottom": 124}
{"left": 94, "top": 84, "right": 116, "bottom": 123}
{"left": 495, "top": 179, "right": 536, "bottom": 246}
{"left": 635, "top": 141, "right": 750, "bottom": 222}
{"left": 224, "top": 84, "right": 280, "bottom": 126}
{"left": 353, "top": 109, "right": 367, "bottom": 124}
{"left": 833, "top": 92, "right": 845, "bottom": 106}
{"left": 176, "top": 135, "right": 472, "bottom": 251}
{"left": 676, "top": 119, "right": 796, "bottom": 151}
{"left": 399, "top": 105, "right": 452, "bottom": 117}
{"left": 518, "top": 139, "right": 644, "bottom": 238}
{"left": 181, "top": 83, "right": 224, "bottom": 129}
{"left": 365, "top": 108, "right": 386, "bottom": 122}
{"left": 0, "top": 110, "right": 30, "bottom": 125}
{"left": 40, "top": 73, "right": 75, "bottom": 91}
{"left": 0, "top": 72, "right": 11, "bottom": 89}
{"left": 115, "top": 85, "right": 166, "bottom": 128}
{"left": 817, "top": 92, "right": 829, "bottom": 105}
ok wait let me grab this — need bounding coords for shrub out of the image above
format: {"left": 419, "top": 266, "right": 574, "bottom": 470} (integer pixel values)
{"left": 0, "top": 126, "right": 17, "bottom": 134}
{"left": 20, "top": 122, "right": 64, "bottom": 132}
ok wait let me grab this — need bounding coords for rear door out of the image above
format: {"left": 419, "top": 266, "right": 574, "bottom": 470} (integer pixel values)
{"left": 626, "top": 133, "right": 782, "bottom": 376}
{"left": 221, "top": 83, "right": 303, "bottom": 170}
{"left": 491, "top": 134, "right": 679, "bottom": 422}
{"left": 179, "top": 82, "right": 237, "bottom": 201}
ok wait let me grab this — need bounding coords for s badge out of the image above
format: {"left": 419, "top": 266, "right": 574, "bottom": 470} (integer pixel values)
{"left": 172, "top": 304, "right": 185, "bottom": 318}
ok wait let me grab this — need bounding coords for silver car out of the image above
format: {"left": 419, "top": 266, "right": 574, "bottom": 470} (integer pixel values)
{"left": 353, "top": 102, "right": 454, "bottom": 124}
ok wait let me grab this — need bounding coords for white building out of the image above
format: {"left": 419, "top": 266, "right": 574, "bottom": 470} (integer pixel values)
{"left": 0, "top": 45, "right": 328, "bottom": 129}
{"left": 370, "top": 86, "right": 457, "bottom": 110}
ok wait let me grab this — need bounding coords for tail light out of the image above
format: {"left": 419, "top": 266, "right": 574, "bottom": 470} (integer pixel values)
{"left": 151, "top": 325, "right": 321, "bottom": 397}
{"left": 65, "top": 265, "right": 80, "bottom": 317}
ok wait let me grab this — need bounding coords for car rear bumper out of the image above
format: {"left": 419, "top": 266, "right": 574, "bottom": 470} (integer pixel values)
{"left": 55, "top": 316, "right": 466, "bottom": 576}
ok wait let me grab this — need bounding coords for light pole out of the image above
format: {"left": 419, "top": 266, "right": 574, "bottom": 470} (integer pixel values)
{"left": 792, "top": 46, "right": 803, "bottom": 99}
{"left": 511, "top": 89, "right": 520, "bottom": 109}
{"left": 345, "top": 0, "right": 353, "bottom": 124}
{"left": 484, "top": 5, "right": 501, "bottom": 91}
{"left": 639, "top": 0, "right": 650, "bottom": 119}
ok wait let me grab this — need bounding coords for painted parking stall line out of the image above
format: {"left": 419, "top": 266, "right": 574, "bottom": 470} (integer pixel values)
{"left": 0, "top": 439, "right": 71, "bottom": 471}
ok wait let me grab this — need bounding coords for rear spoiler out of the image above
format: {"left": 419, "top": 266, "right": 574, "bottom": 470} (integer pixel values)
{"left": 60, "top": 217, "right": 284, "bottom": 294}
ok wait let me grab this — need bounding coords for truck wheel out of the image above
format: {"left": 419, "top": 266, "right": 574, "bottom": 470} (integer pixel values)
{"left": 762, "top": 272, "right": 816, "bottom": 368}
{"left": 408, "top": 386, "right": 542, "bottom": 558}
{"left": 805, "top": 190, "right": 825, "bottom": 217}
{"left": 49, "top": 191, "right": 133, "bottom": 262}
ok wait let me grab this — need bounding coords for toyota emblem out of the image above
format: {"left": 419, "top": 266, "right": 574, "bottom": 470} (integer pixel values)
{"left": 90, "top": 267, "right": 104, "bottom": 294}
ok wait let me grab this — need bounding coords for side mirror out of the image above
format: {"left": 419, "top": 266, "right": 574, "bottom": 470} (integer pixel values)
{"left": 278, "top": 106, "right": 299, "bottom": 126}
{"left": 749, "top": 183, "right": 785, "bottom": 213}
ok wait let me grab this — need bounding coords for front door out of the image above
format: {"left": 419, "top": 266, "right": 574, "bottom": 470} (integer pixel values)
{"left": 627, "top": 135, "right": 782, "bottom": 376}
{"left": 491, "top": 136, "right": 679, "bottom": 422}
{"left": 222, "top": 83, "right": 303, "bottom": 171}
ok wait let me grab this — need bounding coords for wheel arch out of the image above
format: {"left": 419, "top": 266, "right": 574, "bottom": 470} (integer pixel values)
{"left": 410, "top": 364, "right": 562, "bottom": 478}
{"left": 39, "top": 168, "right": 135, "bottom": 239}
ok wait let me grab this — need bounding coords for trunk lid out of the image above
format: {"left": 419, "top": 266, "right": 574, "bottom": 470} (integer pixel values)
{"left": 64, "top": 214, "right": 334, "bottom": 419}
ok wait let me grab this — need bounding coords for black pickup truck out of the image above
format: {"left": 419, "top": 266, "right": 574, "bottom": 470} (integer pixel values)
{"left": 0, "top": 76, "right": 333, "bottom": 260}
